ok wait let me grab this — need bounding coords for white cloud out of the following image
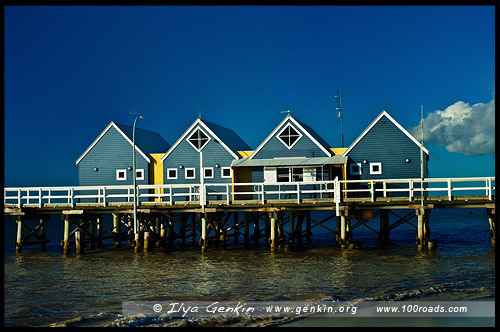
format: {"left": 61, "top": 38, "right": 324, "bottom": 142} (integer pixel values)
{"left": 410, "top": 98, "right": 495, "bottom": 156}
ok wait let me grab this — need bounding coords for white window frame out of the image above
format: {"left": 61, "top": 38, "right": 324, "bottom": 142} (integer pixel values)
{"left": 185, "top": 168, "right": 196, "bottom": 180}
{"left": 135, "top": 169, "right": 145, "bottom": 181}
{"left": 167, "top": 168, "right": 178, "bottom": 180}
{"left": 203, "top": 167, "right": 214, "bottom": 179}
{"left": 350, "top": 163, "right": 362, "bottom": 175}
{"left": 116, "top": 169, "right": 127, "bottom": 181}
{"left": 186, "top": 126, "right": 211, "bottom": 152}
{"left": 370, "top": 162, "right": 382, "bottom": 175}
{"left": 276, "top": 123, "right": 303, "bottom": 150}
{"left": 221, "top": 167, "right": 232, "bottom": 179}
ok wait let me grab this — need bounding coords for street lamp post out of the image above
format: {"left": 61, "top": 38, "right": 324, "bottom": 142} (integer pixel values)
{"left": 133, "top": 114, "right": 144, "bottom": 252}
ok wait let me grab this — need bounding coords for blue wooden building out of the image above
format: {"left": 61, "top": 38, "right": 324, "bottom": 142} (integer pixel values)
{"left": 76, "top": 121, "right": 171, "bottom": 187}
{"left": 160, "top": 118, "right": 251, "bottom": 201}
{"left": 343, "top": 110, "right": 429, "bottom": 180}
{"left": 231, "top": 114, "right": 347, "bottom": 199}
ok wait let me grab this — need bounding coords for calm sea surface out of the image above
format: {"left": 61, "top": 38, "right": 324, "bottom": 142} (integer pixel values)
{"left": 3, "top": 208, "right": 495, "bottom": 327}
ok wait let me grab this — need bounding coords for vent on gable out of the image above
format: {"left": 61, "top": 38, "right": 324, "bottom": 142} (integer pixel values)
{"left": 276, "top": 123, "right": 302, "bottom": 150}
{"left": 187, "top": 127, "right": 211, "bottom": 152}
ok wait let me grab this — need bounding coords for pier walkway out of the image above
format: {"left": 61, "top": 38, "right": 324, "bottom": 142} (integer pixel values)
{"left": 4, "top": 177, "right": 495, "bottom": 253}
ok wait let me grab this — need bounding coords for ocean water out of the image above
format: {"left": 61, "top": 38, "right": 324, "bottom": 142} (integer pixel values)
{"left": 3, "top": 208, "right": 495, "bottom": 327}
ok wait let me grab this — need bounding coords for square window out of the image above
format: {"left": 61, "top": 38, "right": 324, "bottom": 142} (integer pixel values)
{"left": 185, "top": 168, "right": 196, "bottom": 180}
{"left": 167, "top": 168, "right": 178, "bottom": 180}
{"left": 350, "top": 163, "right": 362, "bottom": 175}
{"left": 116, "top": 169, "right": 127, "bottom": 181}
{"left": 135, "top": 169, "right": 145, "bottom": 181}
{"left": 370, "top": 162, "right": 382, "bottom": 175}
{"left": 221, "top": 167, "right": 232, "bottom": 178}
{"left": 204, "top": 167, "right": 214, "bottom": 179}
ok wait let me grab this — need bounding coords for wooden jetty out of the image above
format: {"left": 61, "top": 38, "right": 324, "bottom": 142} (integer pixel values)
{"left": 4, "top": 177, "right": 495, "bottom": 254}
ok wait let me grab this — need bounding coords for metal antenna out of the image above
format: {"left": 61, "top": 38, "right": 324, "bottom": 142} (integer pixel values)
{"left": 334, "top": 91, "right": 344, "bottom": 148}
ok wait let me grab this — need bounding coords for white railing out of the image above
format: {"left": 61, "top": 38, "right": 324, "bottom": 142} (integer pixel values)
{"left": 4, "top": 177, "right": 495, "bottom": 212}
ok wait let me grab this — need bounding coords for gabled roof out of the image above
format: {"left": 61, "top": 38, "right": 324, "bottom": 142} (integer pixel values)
{"left": 76, "top": 121, "right": 171, "bottom": 165}
{"left": 249, "top": 114, "right": 332, "bottom": 159}
{"left": 342, "top": 110, "right": 429, "bottom": 156}
{"left": 161, "top": 118, "right": 251, "bottom": 162}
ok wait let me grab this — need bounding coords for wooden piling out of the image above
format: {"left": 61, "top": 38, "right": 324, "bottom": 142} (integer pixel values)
{"left": 89, "top": 218, "right": 96, "bottom": 250}
{"left": 289, "top": 211, "right": 295, "bottom": 248}
{"left": 112, "top": 213, "right": 121, "bottom": 248}
{"left": 379, "top": 209, "right": 390, "bottom": 245}
{"left": 416, "top": 208, "right": 430, "bottom": 250}
{"left": 306, "top": 211, "right": 312, "bottom": 245}
{"left": 16, "top": 216, "right": 23, "bottom": 253}
{"left": 144, "top": 231, "right": 150, "bottom": 252}
{"left": 244, "top": 212, "right": 250, "bottom": 248}
{"left": 253, "top": 212, "right": 260, "bottom": 247}
{"left": 335, "top": 215, "right": 341, "bottom": 246}
{"left": 63, "top": 215, "right": 70, "bottom": 255}
{"left": 134, "top": 232, "right": 140, "bottom": 253}
{"left": 340, "top": 214, "right": 347, "bottom": 249}
{"left": 160, "top": 223, "right": 167, "bottom": 249}
{"left": 96, "top": 215, "right": 103, "bottom": 248}
{"left": 75, "top": 230, "right": 83, "bottom": 255}
{"left": 296, "top": 211, "right": 304, "bottom": 247}
{"left": 191, "top": 213, "right": 196, "bottom": 247}
{"left": 233, "top": 212, "right": 239, "bottom": 244}
{"left": 487, "top": 208, "right": 495, "bottom": 247}
{"left": 201, "top": 216, "right": 207, "bottom": 253}
{"left": 270, "top": 212, "right": 276, "bottom": 252}
{"left": 180, "top": 213, "right": 187, "bottom": 247}
{"left": 40, "top": 217, "right": 47, "bottom": 252}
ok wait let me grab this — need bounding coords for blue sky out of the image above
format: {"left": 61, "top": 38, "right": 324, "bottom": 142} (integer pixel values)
{"left": 4, "top": 5, "right": 495, "bottom": 187}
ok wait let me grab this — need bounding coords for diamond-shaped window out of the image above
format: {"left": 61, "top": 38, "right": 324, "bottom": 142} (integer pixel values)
{"left": 187, "top": 127, "right": 211, "bottom": 152}
{"left": 277, "top": 123, "right": 302, "bottom": 149}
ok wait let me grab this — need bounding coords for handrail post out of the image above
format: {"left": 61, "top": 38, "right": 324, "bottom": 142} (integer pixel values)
{"left": 18, "top": 188, "right": 21, "bottom": 208}
{"left": 487, "top": 178, "right": 491, "bottom": 200}
{"left": 261, "top": 184, "right": 265, "bottom": 204}
{"left": 409, "top": 180, "right": 413, "bottom": 202}
{"left": 70, "top": 188, "right": 75, "bottom": 207}
{"left": 334, "top": 177, "right": 340, "bottom": 216}
{"left": 448, "top": 178, "right": 452, "bottom": 201}
{"left": 226, "top": 184, "right": 230, "bottom": 205}
{"left": 39, "top": 188, "right": 42, "bottom": 208}
{"left": 102, "top": 186, "right": 106, "bottom": 207}
{"left": 297, "top": 182, "right": 300, "bottom": 204}
{"left": 169, "top": 185, "right": 173, "bottom": 205}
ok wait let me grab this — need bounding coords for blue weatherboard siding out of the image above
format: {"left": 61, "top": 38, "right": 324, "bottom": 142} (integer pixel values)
{"left": 345, "top": 114, "right": 428, "bottom": 180}
{"left": 162, "top": 119, "right": 251, "bottom": 202}
{"left": 78, "top": 125, "right": 150, "bottom": 186}
{"left": 163, "top": 135, "right": 236, "bottom": 185}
